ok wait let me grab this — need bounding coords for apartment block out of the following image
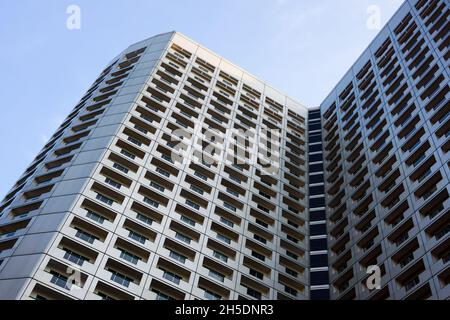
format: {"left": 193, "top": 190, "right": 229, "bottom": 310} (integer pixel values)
{"left": 0, "top": 32, "right": 310, "bottom": 300}
{"left": 321, "top": 0, "right": 450, "bottom": 300}
{"left": 0, "top": 0, "right": 448, "bottom": 301}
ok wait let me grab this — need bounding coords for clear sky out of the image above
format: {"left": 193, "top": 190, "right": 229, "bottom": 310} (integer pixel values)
{"left": 0, "top": 0, "right": 404, "bottom": 199}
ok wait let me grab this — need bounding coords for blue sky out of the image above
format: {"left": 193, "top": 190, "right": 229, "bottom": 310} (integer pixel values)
{"left": 0, "top": 0, "right": 403, "bottom": 199}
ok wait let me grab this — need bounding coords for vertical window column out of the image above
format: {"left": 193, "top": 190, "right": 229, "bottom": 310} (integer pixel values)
{"left": 308, "top": 108, "right": 330, "bottom": 300}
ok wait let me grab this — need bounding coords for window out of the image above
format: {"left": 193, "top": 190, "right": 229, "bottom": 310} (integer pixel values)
{"left": 249, "top": 268, "right": 263, "bottom": 280}
{"left": 208, "top": 269, "right": 225, "bottom": 282}
{"left": 310, "top": 197, "right": 325, "bottom": 208}
{"left": 127, "top": 136, "right": 142, "bottom": 146}
{"left": 226, "top": 188, "right": 239, "bottom": 197}
{"left": 417, "top": 169, "right": 431, "bottom": 183}
{"left": 213, "top": 250, "right": 228, "bottom": 263}
{"left": 190, "top": 185, "right": 204, "bottom": 195}
{"left": 105, "top": 178, "right": 121, "bottom": 189}
{"left": 229, "top": 176, "right": 241, "bottom": 184}
{"left": 310, "top": 209, "right": 326, "bottom": 221}
{"left": 217, "top": 233, "right": 231, "bottom": 244}
{"left": 287, "top": 235, "right": 298, "bottom": 243}
{"left": 169, "top": 251, "right": 186, "bottom": 264}
{"left": 413, "top": 154, "right": 426, "bottom": 167}
{"left": 309, "top": 123, "right": 321, "bottom": 131}
{"left": 162, "top": 270, "right": 182, "bottom": 285}
{"left": 285, "top": 285, "right": 297, "bottom": 296}
{"left": 156, "top": 167, "right": 170, "bottom": 177}
{"left": 150, "top": 181, "right": 165, "bottom": 192}
{"left": 120, "top": 250, "right": 139, "bottom": 265}
{"left": 309, "top": 144, "right": 323, "bottom": 153}
{"left": 399, "top": 253, "right": 415, "bottom": 268}
{"left": 309, "top": 153, "right": 323, "bottom": 163}
{"left": 204, "top": 290, "right": 221, "bottom": 300}
{"left": 63, "top": 249, "right": 86, "bottom": 266}
{"left": 185, "top": 200, "right": 200, "bottom": 210}
{"left": 96, "top": 193, "right": 113, "bottom": 206}
{"left": 97, "top": 292, "right": 114, "bottom": 300}
{"left": 288, "top": 220, "right": 299, "bottom": 228}
{"left": 224, "top": 202, "right": 237, "bottom": 212}
{"left": 247, "top": 288, "right": 262, "bottom": 300}
{"left": 309, "top": 174, "right": 324, "bottom": 184}
{"left": 175, "top": 232, "right": 191, "bottom": 244}
{"left": 113, "top": 163, "right": 129, "bottom": 174}
{"left": 310, "top": 238, "right": 327, "bottom": 251}
{"left": 220, "top": 217, "right": 234, "bottom": 227}
{"left": 134, "top": 124, "right": 148, "bottom": 134}
{"left": 310, "top": 254, "right": 327, "bottom": 267}
{"left": 309, "top": 163, "right": 323, "bottom": 172}
{"left": 254, "top": 234, "right": 267, "bottom": 244}
{"left": 153, "top": 290, "right": 174, "bottom": 301}
{"left": 405, "top": 277, "right": 420, "bottom": 291}
{"left": 286, "top": 251, "right": 298, "bottom": 260}
{"left": 144, "top": 197, "right": 159, "bottom": 208}
{"left": 252, "top": 251, "right": 265, "bottom": 261}
{"left": 110, "top": 270, "right": 132, "bottom": 287}
{"left": 180, "top": 215, "right": 196, "bottom": 226}
{"left": 309, "top": 135, "right": 322, "bottom": 144}
{"left": 136, "top": 213, "right": 153, "bottom": 226}
{"left": 436, "top": 225, "right": 450, "bottom": 240}
{"left": 255, "top": 219, "right": 268, "bottom": 228}
{"left": 162, "top": 154, "right": 174, "bottom": 163}
{"left": 86, "top": 211, "right": 105, "bottom": 224}
{"left": 310, "top": 185, "right": 325, "bottom": 195}
{"left": 50, "top": 271, "right": 70, "bottom": 290}
{"left": 120, "top": 149, "right": 135, "bottom": 159}
{"left": 286, "top": 268, "right": 298, "bottom": 277}
{"left": 194, "top": 171, "right": 207, "bottom": 181}
{"left": 75, "top": 229, "right": 98, "bottom": 244}
{"left": 201, "top": 160, "right": 211, "bottom": 168}
{"left": 128, "top": 230, "right": 147, "bottom": 244}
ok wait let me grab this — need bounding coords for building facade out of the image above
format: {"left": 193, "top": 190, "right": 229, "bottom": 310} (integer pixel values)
{"left": 321, "top": 0, "right": 450, "bottom": 300}
{"left": 0, "top": 0, "right": 448, "bottom": 301}
{"left": 0, "top": 32, "right": 310, "bottom": 300}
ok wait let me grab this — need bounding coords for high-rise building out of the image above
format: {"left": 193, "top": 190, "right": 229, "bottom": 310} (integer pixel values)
{"left": 321, "top": 0, "right": 449, "bottom": 300}
{"left": 0, "top": 0, "right": 448, "bottom": 301}
{"left": 0, "top": 32, "right": 310, "bottom": 300}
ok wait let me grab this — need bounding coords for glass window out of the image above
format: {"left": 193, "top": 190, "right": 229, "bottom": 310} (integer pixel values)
{"left": 310, "top": 197, "right": 325, "bottom": 208}
{"left": 208, "top": 269, "right": 225, "bottom": 282}
{"left": 169, "top": 251, "right": 186, "bottom": 263}
{"left": 310, "top": 238, "right": 328, "bottom": 251}
{"left": 310, "top": 185, "right": 325, "bottom": 195}
{"left": 213, "top": 250, "right": 228, "bottom": 262}
{"left": 86, "top": 210, "right": 105, "bottom": 224}
{"left": 309, "top": 144, "right": 323, "bottom": 153}
{"left": 311, "top": 254, "right": 328, "bottom": 268}
{"left": 310, "top": 223, "right": 327, "bottom": 236}
{"left": 180, "top": 215, "right": 196, "bottom": 226}
{"left": 120, "top": 250, "right": 139, "bottom": 265}
{"left": 249, "top": 269, "right": 263, "bottom": 280}
{"left": 309, "top": 174, "right": 324, "bottom": 184}
{"left": 309, "top": 163, "right": 323, "bottom": 172}
{"left": 309, "top": 134, "right": 322, "bottom": 143}
{"left": 129, "top": 230, "right": 147, "bottom": 244}
{"left": 309, "top": 153, "right": 323, "bottom": 163}
{"left": 309, "top": 123, "right": 321, "bottom": 131}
